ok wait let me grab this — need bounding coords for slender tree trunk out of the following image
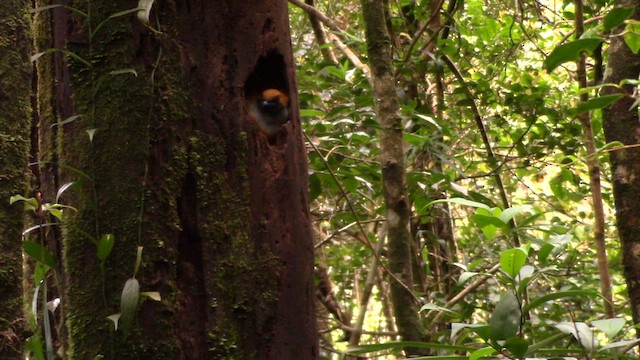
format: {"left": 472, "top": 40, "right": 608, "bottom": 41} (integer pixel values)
{"left": 34, "top": 1, "right": 316, "bottom": 359}
{"left": 602, "top": 0, "right": 640, "bottom": 330}
{"left": 359, "top": 0, "right": 427, "bottom": 354}
{"left": 0, "top": 1, "right": 32, "bottom": 358}
{"left": 574, "top": 0, "right": 615, "bottom": 318}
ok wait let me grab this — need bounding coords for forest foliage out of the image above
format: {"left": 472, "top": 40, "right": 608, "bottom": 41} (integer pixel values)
{"left": 289, "top": 0, "right": 640, "bottom": 358}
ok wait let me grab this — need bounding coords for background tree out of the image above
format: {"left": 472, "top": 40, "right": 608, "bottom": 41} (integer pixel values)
{"left": 0, "top": 1, "right": 32, "bottom": 357}
{"left": 602, "top": 0, "right": 640, "bottom": 334}
{"left": 29, "top": 1, "right": 317, "bottom": 359}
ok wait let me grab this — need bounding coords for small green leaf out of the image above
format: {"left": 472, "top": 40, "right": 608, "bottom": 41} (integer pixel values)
{"left": 523, "top": 290, "right": 601, "bottom": 312}
{"left": 299, "top": 109, "right": 325, "bottom": 117}
{"left": 500, "top": 248, "right": 527, "bottom": 279}
{"left": 119, "top": 278, "right": 140, "bottom": 333}
{"left": 592, "top": 318, "right": 625, "bottom": 338}
{"left": 23, "top": 241, "right": 55, "bottom": 268}
{"left": 9, "top": 195, "right": 39, "bottom": 211}
{"left": 503, "top": 337, "right": 528, "bottom": 357}
{"left": 489, "top": 292, "right": 521, "bottom": 341}
{"left": 624, "top": 22, "right": 640, "bottom": 53}
{"left": 469, "top": 346, "right": 496, "bottom": 360}
{"left": 575, "top": 94, "right": 624, "bottom": 114}
{"left": 424, "top": 197, "right": 491, "bottom": 211}
{"left": 97, "top": 234, "right": 115, "bottom": 261}
{"left": 604, "top": 7, "right": 635, "bottom": 30}
{"left": 544, "top": 38, "right": 603, "bottom": 72}
{"left": 499, "top": 206, "right": 527, "bottom": 224}
{"left": 419, "top": 303, "right": 457, "bottom": 315}
{"left": 457, "top": 271, "right": 480, "bottom": 285}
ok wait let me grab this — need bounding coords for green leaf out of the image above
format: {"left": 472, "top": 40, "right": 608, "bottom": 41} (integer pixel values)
{"left": 424, "top": 197, "right": 491, "bottom": 211}
{"left": 604, "top": 7, "right": 635, "bottom": 30}
{"left": 457, "top": 271, "right": 480, "bottom": 285}
{"left": 624, "top": 22, "right": 640, "bottom": 54}
{"left": 23, "top": 241, "right": 55, "bottom": 268}
{"left": 9, "top": 195, "right": 39, "bottom": 211}
{"left": 592, "top": 318, "right": 625, "bottom": 338}
{"left": 544, "top": 38, "right": 603, "bottom": 72}
{"left": 600, "top": 338, "right": 640, "bottom": 350}
{"left": 469, "top": 346, "right": 496, "bottom": 360}
{"left": 451, "top": 323, "right": 491, "bottom": 341}
{"left": 97, "top": 234, "right": 115, "bottom": 261}
{"left": 503, "top": 337, "right": 528, "bottom": 357}
{"left": 523, "top": 290, "right": 601, "bottom": 313}
{"left": 489, "top": 292, "right": 521, "bottom": 341}
{"left": 299, "top": 109, "right": 325, "bottom": 117}
{"left": 575, "top": 94, "right": 624, "bottom": 114}
{"left": 119, "top": 278, "right": 140, "bottom": 334}
{"left": 419, "top": 303, "right": 458, "bottom": 315}
{"left": 499, "top": 206, "right": 527, "bottom": 224}
{"left": 500, "top": 248, "right": 527, "bottom": 278}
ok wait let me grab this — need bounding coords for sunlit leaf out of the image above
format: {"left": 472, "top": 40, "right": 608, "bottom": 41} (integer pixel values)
{"left": 469, "top": 346, "right": 495, "bottom": 360}
{"left": 592, "top": 318, "right": 625, "bottom": 338}
{"left": 544, "top": 38, "right": 603, "bottom": 72}
{"left": 500, "top": 248, "right": 527, "bottom": 278}
{"left": 556, "top": 321, "right": 593, "bottom": 350}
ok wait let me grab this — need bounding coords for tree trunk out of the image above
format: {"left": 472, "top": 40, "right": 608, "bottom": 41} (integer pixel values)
{"left": 0, "top": 1, "right": 32, "bottom": 357}
{"left": 359, "top": 0, "right": 427, "bottom": 355}
{"left": 601, "top": 0, "right": 640, "bottom": 332}
{"left": 34, "top": 1, "right": 317, "bottom": 359}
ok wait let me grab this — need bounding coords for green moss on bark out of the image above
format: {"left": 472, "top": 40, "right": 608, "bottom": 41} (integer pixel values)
{"left": 0, "top": 1, "right": 32, "bottom": 357}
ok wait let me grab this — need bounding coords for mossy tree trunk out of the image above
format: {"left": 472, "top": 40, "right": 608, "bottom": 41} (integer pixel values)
{"left": 359, "top": 0, "right": 428, "bottom": 355}
{"left": 601, "top": 0, "right": 640, "bottom": 334}
{"left": 0, "top": 1, "right": 32, "bottom": 358}
{"left": 34, "top": 1, "right": 317, "bottom": 359}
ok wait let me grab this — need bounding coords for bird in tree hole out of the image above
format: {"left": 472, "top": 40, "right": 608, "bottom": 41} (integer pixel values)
{"left": 248, "top": 88, "right": 290, "bottom": 138}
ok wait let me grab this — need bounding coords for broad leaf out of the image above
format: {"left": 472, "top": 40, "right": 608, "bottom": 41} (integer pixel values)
{"left": 592, "top": 318, "right": 625, "bottom": 338}
{"left": 23, "top": 241, "right": 55, "bottom": 268}
{"left": 500, "top": 248, "right": 527, "bottom": 279}
{"left": 604, "top": 7, "right": 635, "bottom": 30}
{"left": 544, "top": 38, "right": 603, "bottom": 72}
{"left": 575, "top": 94, "right": 624, "bottom": 114}
{"left": 489, "top": 292, "right": 521, "bottom": 341}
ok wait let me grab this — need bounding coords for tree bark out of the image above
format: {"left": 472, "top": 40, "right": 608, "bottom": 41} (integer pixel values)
{"left": 34, "top": 1, "right": 316, "bottom": 358}
{"left": 0, "top": 1, "right": 32, "bottom": 357}
{"left": 359, "top": 0, "right": 427, "bottom": 354}
{"left": 602, "top": 0, "right": 640, "bottom": 331}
